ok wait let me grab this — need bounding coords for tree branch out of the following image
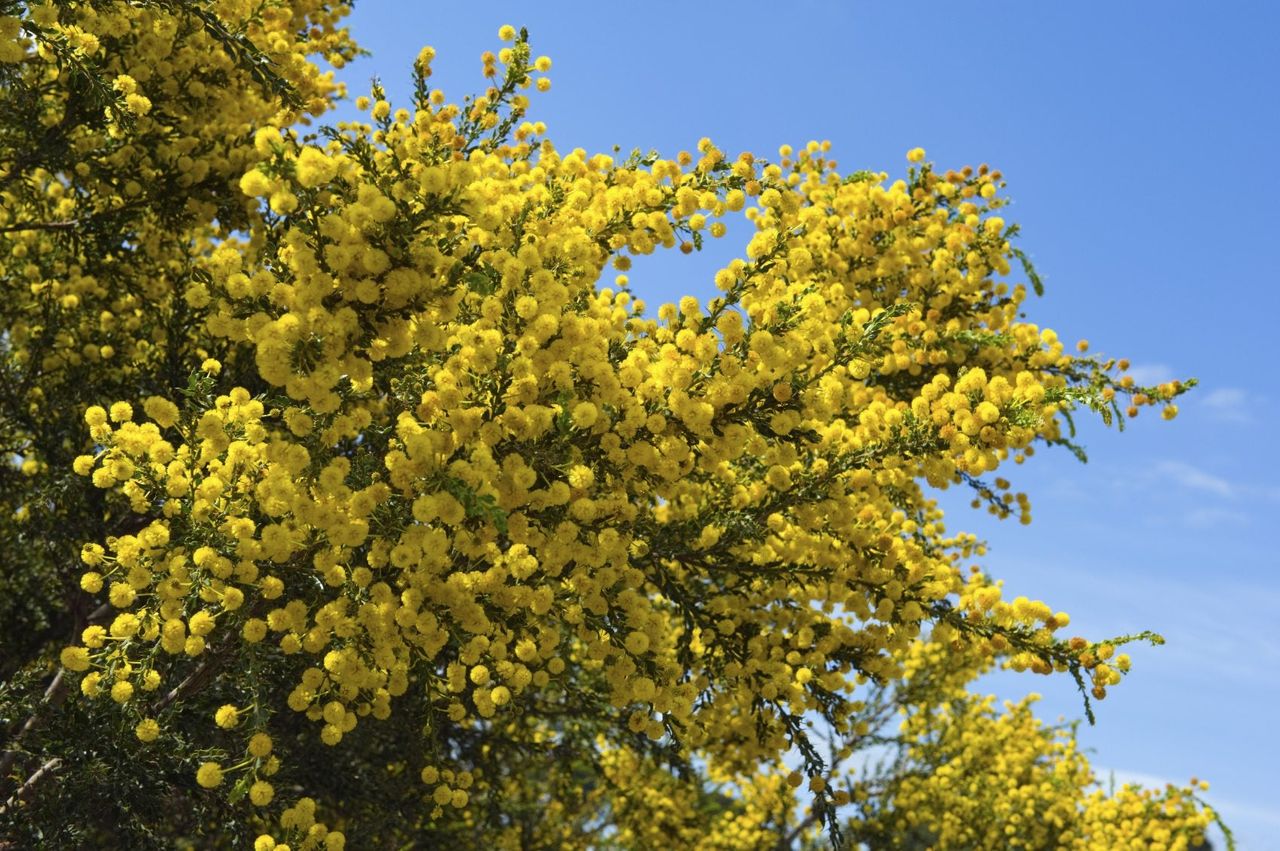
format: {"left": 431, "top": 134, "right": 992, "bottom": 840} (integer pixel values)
{"left": 0, "top": 220, "right": 81, "bottom": 235}
{"left": 0, "top": 757, "right": 61, "bottom": 817}
{"left": 0, "top": 602, "right": 110, "bottom": 794}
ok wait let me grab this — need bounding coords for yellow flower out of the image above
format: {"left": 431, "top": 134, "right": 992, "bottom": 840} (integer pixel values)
{"left": 976, "top": 401, "right": 1001, "bottom": 424}
{"left": 110, "top": 680, "right": 134, "bottom": 703}
{"left": 80, "top": 672, "right": 102, "bottom": 698}
{"left": 189, "top": 610, "right": 215, "bottom": 637}
{"left": 108, "top": 582, "right": 136, "bottom": 608}
{"left": 215, "top": 704, "right": 239, "bottom": 729}
{"left": 295, "top": 146, "right": 337, "bottom": 188}
{"left": 571, "top": 402, "right": 598, "bottom": 428}
{"left": 60, "top": 646, "right": 90, "bottom": 672}
{"left": 248, "top": 732, "right": 273, "bottom": 758}
{"left": 143, "top": 396, "right": 180, "bottom": 428}
{"left": 567, "top": 465, "right": 594, "bottom": 490}
{"left": 240, "top": 170, "right": 273, "bottom": 197}
{"left": 135, "top": 718, "right": 161, "bottom": 742}
{"left": 81, "top": 625, "right": 106, "bottom": 648}
{"left": 124, "top": 93, "right": 152, "bottom": 115}
{"left": 196, "top": 761, "right": 224, "bottom": 789}
{"left": 108, "top": 401, "right": 133, "bottom": 423}
{"left": 249, "top": 780, "right": 274, "bottom": 806}
{"left": 243, "top": 618, "right": 268, "bottom": 643}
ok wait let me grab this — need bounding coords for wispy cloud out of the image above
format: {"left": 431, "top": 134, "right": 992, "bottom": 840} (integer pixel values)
{"left": 1182, "top": 506, "right": 1248, "bottom": 529}
{"left": 1199, "top": 387, "right": 1258, "bottom": 425}
{"left": 1153, "top": 460, "right": 1234, "bottom": 498}
{"left": 1125, "top": 362, "right": 1176, "bottom": 386}
{"left": 987, "top": 548, "right": 1280, "bottom": 687}
{"left": 1041, "top": 569, "right": 1280, "bottom": 686}
{"left": 1094, "top": 766, "right": 1186, "bottom": 791}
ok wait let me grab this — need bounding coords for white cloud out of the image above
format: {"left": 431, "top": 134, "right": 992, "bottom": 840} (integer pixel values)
{"left": 1202, "top": 387, "right": 1247, "bottom": 408}
{"left": 1153, "top": 460, "right": 1234, "bottom": 498}
{"left": 1183, "top": 506, "right": 1248, "bottom": 529}
{"left": 1094, "top": 766, "right": 1182, "bottom": 792}
{"left": 1124, "top": 363, "right": 1176, "bottom": 386}
{"left": 1051, "top": 570, "right": 1280, "bottom": 686}
{"left": 986, "top": 551, "right": 1280, "bottom": 688}
{"left": 1199, "top": 387, "right": 1257, "bottom": 425}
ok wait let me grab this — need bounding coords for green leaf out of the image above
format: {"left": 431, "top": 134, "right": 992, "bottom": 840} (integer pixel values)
{"left": 1010, "top": 247, "right": 1045, "bottom": 296}
{"left": 227, "top": 772, "right": 251, "bottom": 805}
{"left": 464, "top": 269, "right": 497, "bottom": 296}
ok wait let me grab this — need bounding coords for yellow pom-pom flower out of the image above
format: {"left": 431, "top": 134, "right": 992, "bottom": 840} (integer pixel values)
{"left": 196, "top": 762, "right": 224, "bottom": 789}
{"left": 215, "top": 704, "right": 240, "bottom": 729}
{"left": 135, "top": 718, "right": 161, "bottom": 743}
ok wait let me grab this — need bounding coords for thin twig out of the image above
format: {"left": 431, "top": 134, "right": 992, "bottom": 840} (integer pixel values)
{"left": 0, "top": 757, "right": 61, "bottom": 816}
{"left": 0, "top": 602, "right": 110, "bottom": 791}
{"left": 0, "top": 220, "right": 80, "bottom": 235}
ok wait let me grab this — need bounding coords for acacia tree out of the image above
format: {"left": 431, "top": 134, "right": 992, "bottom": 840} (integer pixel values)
{"left": 0, "top": 4, "right": 1224, "bottom": 849}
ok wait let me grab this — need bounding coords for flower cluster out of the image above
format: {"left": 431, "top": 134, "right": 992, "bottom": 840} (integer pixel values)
{"left": 851, "top": 643, "right": 1216, "bottom": 850}
{"left": 1, "top": 9, "right": 1208, "bottom": 847}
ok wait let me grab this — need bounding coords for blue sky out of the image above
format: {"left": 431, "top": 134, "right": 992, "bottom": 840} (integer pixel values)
{"left": 331, "top": 3, "right": 1279, "bottom": 846}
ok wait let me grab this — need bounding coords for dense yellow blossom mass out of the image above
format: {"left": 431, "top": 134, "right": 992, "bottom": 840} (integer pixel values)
{"left": 0, "top": 4, "right": 1216, "bottom": 848}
